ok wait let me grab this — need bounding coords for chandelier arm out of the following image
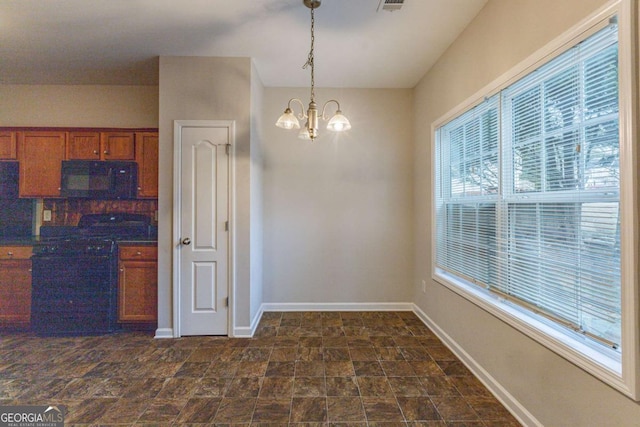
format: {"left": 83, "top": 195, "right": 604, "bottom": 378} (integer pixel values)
{"left": 320, "top": 99, "right": 342, "bottom": 120}
{"left": 288, "top": 98, "right": 308, "bottom": 119}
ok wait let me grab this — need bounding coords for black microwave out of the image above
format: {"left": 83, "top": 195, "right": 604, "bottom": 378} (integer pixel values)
{"left": 60, "top": 160, "right": 138, "bottom": 199}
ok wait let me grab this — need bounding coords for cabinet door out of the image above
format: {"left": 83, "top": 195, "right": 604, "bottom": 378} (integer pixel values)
{"left": 100, "top": 132, "right": 135, "bottom": 160}
{"left": 135, "top": 132, "right": 158, "bottom": 198}
{"left": 67, "top": 131, "right": 100, "bottom": 159}
{"left": 0, "top": 259, "right": 32, "bottom": 325}
{"left": 18, "top": 131, "right": 66, "bottom": 197}
{"left": 0, "top": 131, "right": 17, "bottom": 160}
{"left": 118, "top": 260, "right": 158, "bottom": 322}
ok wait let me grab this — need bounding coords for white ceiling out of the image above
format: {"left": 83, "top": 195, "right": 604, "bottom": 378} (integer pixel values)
{"left": 0, "top": 0, "right": 487, "bottom": 88}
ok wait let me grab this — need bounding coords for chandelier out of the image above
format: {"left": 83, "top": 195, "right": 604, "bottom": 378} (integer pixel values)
{"left": 275, "top": 0, "right": 351, "bottom": 141}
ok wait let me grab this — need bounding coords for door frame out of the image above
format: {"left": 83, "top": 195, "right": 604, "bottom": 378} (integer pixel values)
{"left": 172, "top": 120, "right": 235, "bottom": 337}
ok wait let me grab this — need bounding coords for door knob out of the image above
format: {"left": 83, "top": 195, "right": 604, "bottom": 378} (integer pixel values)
{"left": 181, "top": 237, "right": 191, "bottom": 246}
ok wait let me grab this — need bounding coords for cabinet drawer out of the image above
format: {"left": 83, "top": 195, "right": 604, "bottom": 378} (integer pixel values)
{"left": 119, "top": 246, "right": 157, "bottom": 260}
{"left": 0, "top": 246, "right": 32, "bottom": 260}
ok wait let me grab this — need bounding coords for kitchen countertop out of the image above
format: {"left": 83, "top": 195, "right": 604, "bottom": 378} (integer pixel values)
{"left": 0, "top": 236, "right": 43, "bottom": 246}
{"left": 117, "top": 239, "right": 158, "bottom": 245}
{"left": 0, "top": 236, "right": 158, "bottom": 246}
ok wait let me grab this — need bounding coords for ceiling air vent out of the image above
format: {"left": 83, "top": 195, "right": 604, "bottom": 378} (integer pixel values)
{"left": 377, "top": 0, "right": 405, "bottom": 12}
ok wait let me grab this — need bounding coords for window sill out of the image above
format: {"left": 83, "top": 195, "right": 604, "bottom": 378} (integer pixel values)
{"left": 432, "top": 268, "right": 632, "bottom": 395}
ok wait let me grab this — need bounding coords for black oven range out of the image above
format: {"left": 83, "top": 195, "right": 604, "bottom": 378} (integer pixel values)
{"left": 31, "top": 213, "right": 154, "bottom": 336}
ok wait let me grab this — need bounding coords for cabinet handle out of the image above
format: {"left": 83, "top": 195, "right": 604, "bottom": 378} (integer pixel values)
{"left": 103, "top": 150, "right": 109, "bottom": 155}
{"left": 93, "top": 150, "right": 99, "bottom": 155}
{"left": 136, "top": 251, "right": 142, "bottom": 255}
{"left": 120, "top": 268, "right": 124, "bottom": 272}
{"left": 28, "top": 268, "right": 32, "bottom": 272}
{"left": 7, "top": 252, "right": 13, "bottom": 257}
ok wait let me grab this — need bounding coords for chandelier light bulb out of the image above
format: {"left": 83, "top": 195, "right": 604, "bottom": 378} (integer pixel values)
{"left": 327, "top": 110, "right": 352, "bottom": 132}
{"left": 275, "top": 108, "right": 300, "bottom": 130}
{"left": 298, "top": 124, "right": 312, "bottom": 140}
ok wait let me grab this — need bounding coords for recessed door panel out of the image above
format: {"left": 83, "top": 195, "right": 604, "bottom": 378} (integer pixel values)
{"left": 193, "top": 261, "right": 216, "bottom": 312}
{"left": 193, "top": 141, "right": 217, "bottom": 250}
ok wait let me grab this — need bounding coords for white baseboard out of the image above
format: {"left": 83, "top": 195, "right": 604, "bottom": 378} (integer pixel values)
{"left": 411, "top": 304, "right": 542, "bottom": 427}
{"left": 233, "top": 302, "right": 413, "bottom": 338}
{"left": 233, "top": 304, "right": 265, "bottom": 338}
{"left": 154, "top": 328, "right": 174, "bottom": 339}
{"left": 261, "top": 302, "right": 414, "bottom": 312}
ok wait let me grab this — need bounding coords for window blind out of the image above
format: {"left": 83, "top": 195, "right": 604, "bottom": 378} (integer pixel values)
{"left": 436, "top": 97, "right": 499, "bottom": 288}
{"left": 435, "top": 22, "right": 620, "bottom": 349}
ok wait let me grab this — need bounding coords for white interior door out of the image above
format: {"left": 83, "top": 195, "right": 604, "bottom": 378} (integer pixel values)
{"left": 176, "top": 122, "right": 231, "bottom": 336}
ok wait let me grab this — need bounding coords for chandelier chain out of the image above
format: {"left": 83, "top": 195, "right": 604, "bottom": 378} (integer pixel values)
{"left": 303, "top": 6, "right": 315, "bottom": 102}
{"left": 275, "top": 1, "right": 350, "bottom": 139}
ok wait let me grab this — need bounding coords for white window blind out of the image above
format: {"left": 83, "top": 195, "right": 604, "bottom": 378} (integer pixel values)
{"left": 436, "top": 97, "right": 499, "bottom": 288}
{"left": 435, "top": 23, "right": 620, "bottom": 349}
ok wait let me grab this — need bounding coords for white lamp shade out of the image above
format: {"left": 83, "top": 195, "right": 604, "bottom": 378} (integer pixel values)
{"left": 298, "top": 125, "right": 312, "bottom": 140}
{"left": 275, "top": 109, "right": 300, "bottom": 130}
{"left": 326, "top": 111, "right": 352, "bottom": 132}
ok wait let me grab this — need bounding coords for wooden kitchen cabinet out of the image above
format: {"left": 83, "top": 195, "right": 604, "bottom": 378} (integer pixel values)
{"left": 18, "top": 131, "right": 66, "bottom": 197}
{"left": 67, "top": 131, "right": 101, "bottom": 159}
{"left": 0, "top": 131, "right": 17, "bottom": 160}
{"left": 0, "top": 246, "right": 32, "bottom": 328}
{"left": 67, "top": 131, "right": 135, "bottom": 160}
{"left": 118, "top": 244, "right": 157, "bottom": 323}
{"left": 100, "top": 132, "right": 135, "bottom": 160}
{"left": 135, "top": 132, "right": 158, "bottom": 198}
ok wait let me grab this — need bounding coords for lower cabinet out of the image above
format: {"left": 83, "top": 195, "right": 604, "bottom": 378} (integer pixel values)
{"left": 0, "top": 246, "right": 32, "bottom": 328}
{"left": 118, "top": 244, "right": 157, "bottom": 323}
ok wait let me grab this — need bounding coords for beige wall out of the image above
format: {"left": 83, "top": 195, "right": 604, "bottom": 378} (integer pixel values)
{"left": 414, "top": 0, "right": 640, "bottom": 425}
{"left": 158, "top": 56, "right": 257, "bottom": 334}
{"left": 262, "top": 87, "right": 414, "bottom": 305}
{"left": 0, "top": 85, "right": 158, "bottom": 127}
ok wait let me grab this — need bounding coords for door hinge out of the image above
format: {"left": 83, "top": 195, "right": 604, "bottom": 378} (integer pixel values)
{"left": 225, "top": 221, "right": 229, "bottom": 231}
{"left": 225, "top": 144, "right": 231, "bottom": 155}
{"left": 225, "top": 297, "right": 229, "bottom": 307}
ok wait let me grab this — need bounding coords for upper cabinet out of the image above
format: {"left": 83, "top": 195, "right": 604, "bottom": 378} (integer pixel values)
{"left": 0, "top": 131, "right": 17, "bottom": 160}
{"left": 67, "top": 131, "right": 135, "bottom": 160}
{"left": 3, "top": 127, "right": 157, "bottom": 199}
{"left": 18, "top": 131, "right": 67, "bottom": 197}
{"left": 101, "top": 132, "right": 135, "bottom": 160}
{"left": 67, "top": 131, "right": 100, "bottom": 159}
{"left": 135, "top": 132, "right": 158, "bottom": 199}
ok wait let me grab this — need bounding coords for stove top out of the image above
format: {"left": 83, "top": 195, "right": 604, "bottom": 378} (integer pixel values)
{"left": 40, "top": 213, "right": 155, "bottom": 241}
{"left": 34, "top": 237, "right": 116, "bottom": 256}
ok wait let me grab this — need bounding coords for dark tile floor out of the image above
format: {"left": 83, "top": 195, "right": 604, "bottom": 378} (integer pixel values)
{"left": 0, "top": 311, "right": 521, "bottom": 426}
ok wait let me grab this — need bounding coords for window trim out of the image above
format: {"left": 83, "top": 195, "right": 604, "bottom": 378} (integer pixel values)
{"left": 430, "top": 0, "right": 639, "bottom": 399}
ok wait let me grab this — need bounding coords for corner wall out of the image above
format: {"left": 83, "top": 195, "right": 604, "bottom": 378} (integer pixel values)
{"left": 250, "top": 61, "right": 265, "bottom": 328}
{"left": 158, "top": 56, "right": 255, "bottom": 335}
{"left": 413, "top": 0, "right": 640, "bottom": 425}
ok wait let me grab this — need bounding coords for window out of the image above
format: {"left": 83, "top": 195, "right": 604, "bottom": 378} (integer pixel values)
{"left": 434, "top": 6, "right": 638, "bottom": 398}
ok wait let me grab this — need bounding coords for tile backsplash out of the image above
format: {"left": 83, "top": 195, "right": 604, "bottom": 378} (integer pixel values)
{"left": 43, "top": 199, "right": 158, "bottom": 226}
